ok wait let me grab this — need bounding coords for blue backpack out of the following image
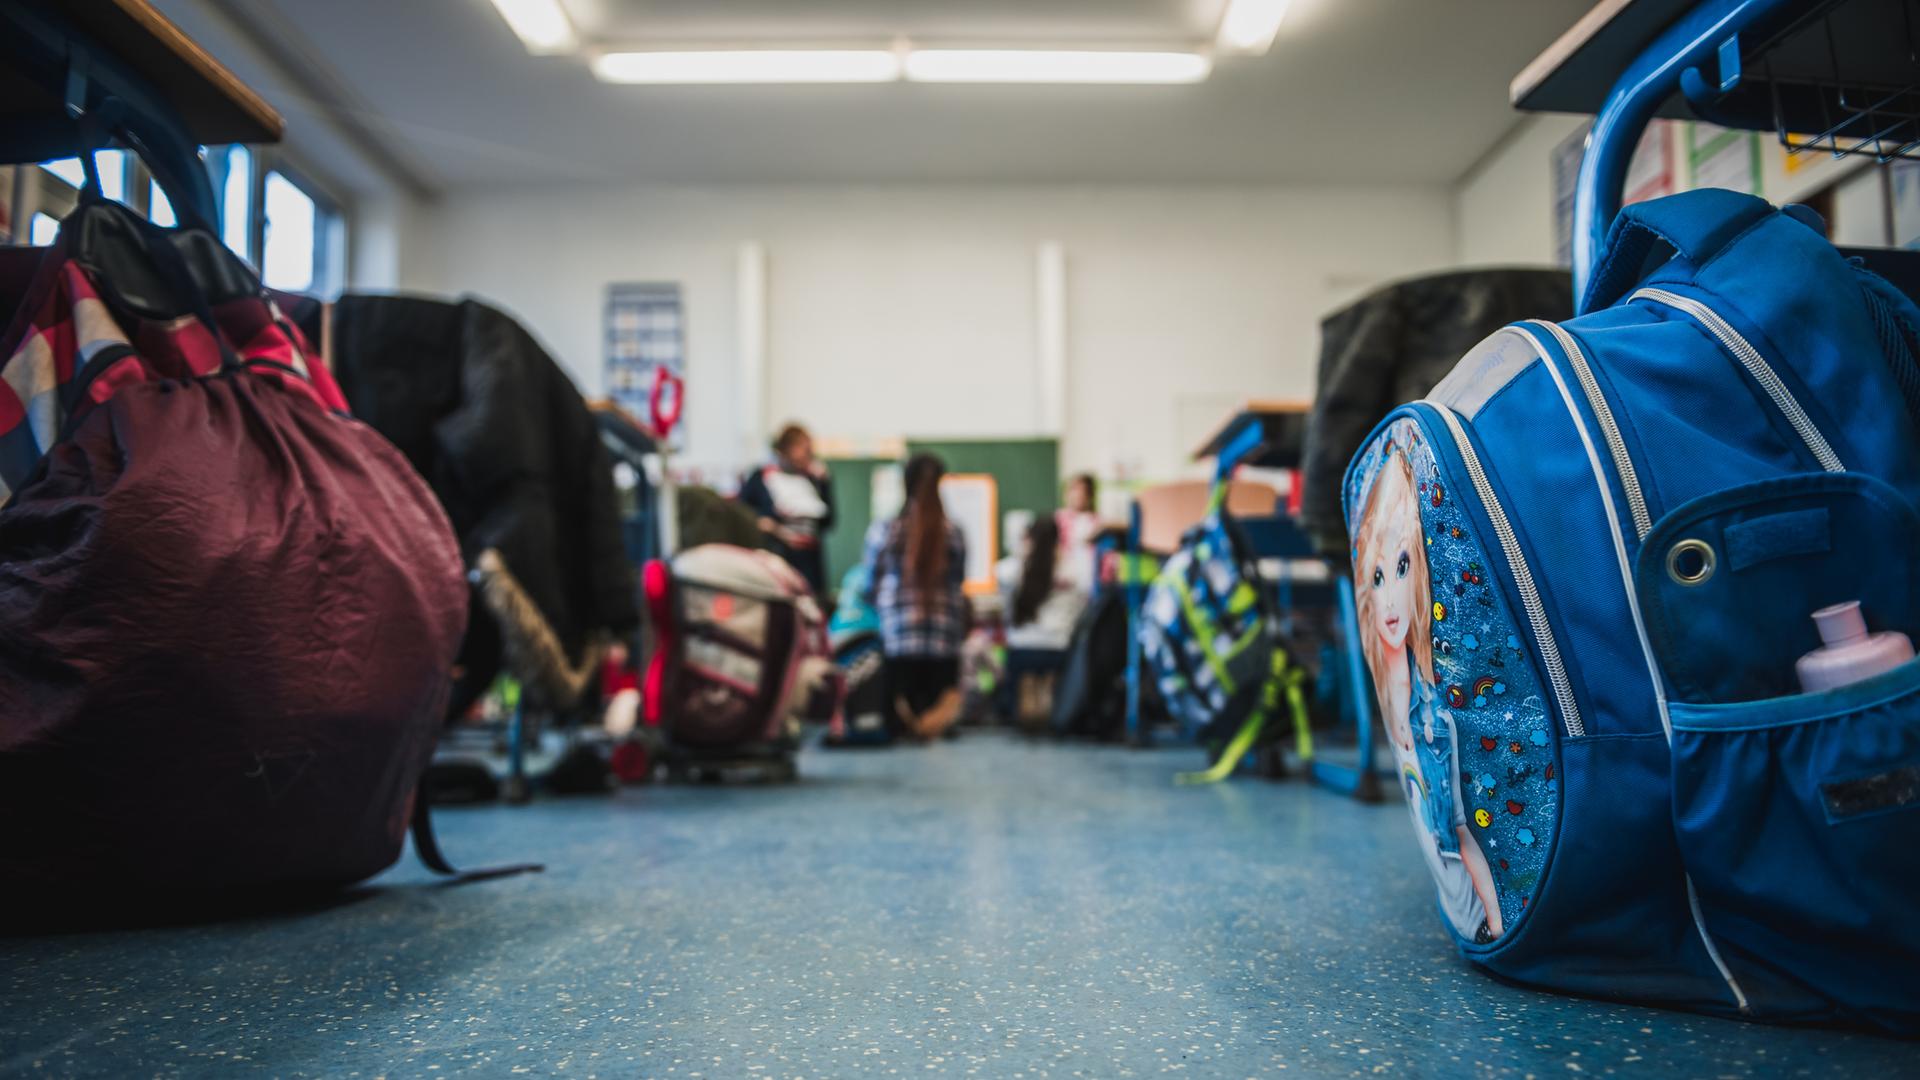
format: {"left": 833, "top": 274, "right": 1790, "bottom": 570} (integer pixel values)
{"left": 826, "top": 565, "right": 893, "bottom": 747}
{"left": 1140, "top": 487, "right": 1310, "bottom": 783}
{"left": 1343, "top": 189, "right": 1920, "bottom": 1033}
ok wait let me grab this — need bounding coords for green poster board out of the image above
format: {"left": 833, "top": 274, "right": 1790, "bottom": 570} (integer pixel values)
{"left": 819, "top": 439, "right": 1060, "bottom": 596}
{"left": 908, "top": 437, "right": 1062, "bottom": 543}
{"left": 822, "top": 457, "right": 884, "bottom": 593}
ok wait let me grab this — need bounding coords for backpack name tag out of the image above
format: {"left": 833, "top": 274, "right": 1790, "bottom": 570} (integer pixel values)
{"left": 1822, "top": 761, "right": 1920, "bottom": 823}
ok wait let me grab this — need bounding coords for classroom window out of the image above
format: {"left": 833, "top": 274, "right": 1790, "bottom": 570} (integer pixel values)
{"left": 148, "top": 181, "right": 176, "bottom": 227}
{"left": 262, "top": 171, "right": 317, "bottom": 291}
{"left": 217, "top": 145, "right": 252, "bottom": 258}
{"left": 37, "top": 157, "right": 85, "bottom": 188}
{"left": 14, "top": 146, "right": 347, "bottom": 294}
{"left": 36, "top": 151, "right": 127, "bottom": 201}
{"left": 96, "top": 151, "right": 126, "bottom": 202}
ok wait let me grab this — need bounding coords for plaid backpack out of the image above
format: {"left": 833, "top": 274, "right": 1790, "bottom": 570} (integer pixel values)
{"left": 1139, "top": 486, "right": 1309, "bottom": 783}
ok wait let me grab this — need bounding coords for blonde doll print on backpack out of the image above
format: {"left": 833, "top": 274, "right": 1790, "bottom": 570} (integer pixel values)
{"left": 1353, "top": 438, "right": 1505, "bottom": 943}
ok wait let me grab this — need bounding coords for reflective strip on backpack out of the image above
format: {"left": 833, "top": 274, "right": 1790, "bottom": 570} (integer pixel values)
{"left": 1172, "top": 571, "right": 1237, "bottom": 696}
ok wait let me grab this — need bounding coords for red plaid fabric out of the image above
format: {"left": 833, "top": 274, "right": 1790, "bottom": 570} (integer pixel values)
{"left": 0, "top": 238, "right": 345, "bottom": 503}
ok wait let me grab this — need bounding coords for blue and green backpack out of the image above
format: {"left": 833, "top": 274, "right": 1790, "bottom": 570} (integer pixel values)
{"left": 1139, "top": 485, "right": 1310, "bottom": 783}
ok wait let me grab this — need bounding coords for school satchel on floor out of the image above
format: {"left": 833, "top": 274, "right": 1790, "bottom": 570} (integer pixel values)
{"left": 0, "top": 197, "right": 470, "bottom": 903}
{"left": 826, "top": 565, "right": 894, "bottom": 747}
{"left": 642, "top": 544, "right": 840, "bottom": 755}
{"left": 1343, "top": 189, "right": 1920, "bottom": 1033}
{"left": 1139, "top": 488, "right": 1311, "bottom": 783}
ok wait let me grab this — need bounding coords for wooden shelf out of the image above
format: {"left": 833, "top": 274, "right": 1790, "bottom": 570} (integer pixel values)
{"left": 1512, "top": 0, "right": 1914, "bottom": 141}
{"left": 1511, "top": 0, "right": 1699, "bottom": 116}
{"left": 1191, "top": 399, "right": 1310, "bottom": 469}
{"left": 0, "top": 0, "right": 283, "bottom": 157}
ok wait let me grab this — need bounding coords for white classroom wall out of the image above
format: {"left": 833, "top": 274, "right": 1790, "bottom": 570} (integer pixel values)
{"left": 1453, "top": 114, "right": 1589, "bottom": 268}
{"left": 411, "top": 183, "right": 1455, "bottom": 486}
{"left": 351, "top": 193, "right": 444, "bottom": 294}
{"left": 383, "top": 120, "right": 1899, "bottom": 495}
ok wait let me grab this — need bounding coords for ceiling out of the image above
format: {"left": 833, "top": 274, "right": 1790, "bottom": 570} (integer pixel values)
{"left": 171, "top": 0, "right": 1593, "bottom": 193}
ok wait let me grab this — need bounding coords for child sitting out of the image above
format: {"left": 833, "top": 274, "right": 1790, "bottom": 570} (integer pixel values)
{"left": 996, "top": 516, "right": 1087, "bottom": 651}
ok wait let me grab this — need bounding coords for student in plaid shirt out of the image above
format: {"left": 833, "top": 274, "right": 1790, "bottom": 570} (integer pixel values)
{"left": 861, "top": 453, "right": 968, "bottom": 740}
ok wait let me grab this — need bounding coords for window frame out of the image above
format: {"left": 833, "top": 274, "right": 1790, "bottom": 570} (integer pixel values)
{"left": 257, "top": 153, "right": 348, "bottom": 298}
{"left": 6, "top": 143, "right": 353, "bottom": 299}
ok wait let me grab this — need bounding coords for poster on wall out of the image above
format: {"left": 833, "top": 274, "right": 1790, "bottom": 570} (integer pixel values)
{"left": 1551, "top": 119, "right": 1675, "bottom": 267}
{"left": 1893, "top": 161, "right": 1920, "bottom": 250}
{"left": 1687, "top": 123, "right": 1763, "bottom": 195}
{"left": 605, "top": 282, "right": 685, "bottom": 449}
{"left": 939, "top": 473, "right": 999, "bottom": 596}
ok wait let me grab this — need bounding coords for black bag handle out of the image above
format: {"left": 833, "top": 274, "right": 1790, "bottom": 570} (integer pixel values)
{"left": 71, "top": 100, "right": 245, "bottom": 375}
{"left": 65, "top": 66, "right": 217, "bottom": 234}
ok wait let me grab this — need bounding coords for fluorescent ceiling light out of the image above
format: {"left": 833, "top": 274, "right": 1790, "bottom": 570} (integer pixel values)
{"left": 487, "top": 0, "right": 577, "bottom": 55}
{"left": 904, "top": 50, "right": 1211, "bottom": 85}
{"left": 1215, "top": 0, "right": 1291, "bottom": 55}
{"left": 592, "top": 50, "right": 902, "bottom": 84}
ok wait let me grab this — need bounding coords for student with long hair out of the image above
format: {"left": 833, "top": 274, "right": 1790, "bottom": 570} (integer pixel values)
{"left": 996, "top": 515, "right": 1084, "bottom": 650}
{"left": 860, "top": 452, "right": 968, "bottom": 740}
{"left": 989, "top": 514, "right": 1087, "bottom": 727}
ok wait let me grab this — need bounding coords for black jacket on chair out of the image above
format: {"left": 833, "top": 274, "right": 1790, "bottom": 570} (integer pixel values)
{"left": 1300, "top": 268, "right": 1573, "bottom": 565}
{"left": 330, "top": 295, "right": 638, "bottom": 716}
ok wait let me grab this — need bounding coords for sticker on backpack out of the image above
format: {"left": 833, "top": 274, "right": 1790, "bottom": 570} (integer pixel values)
{"left": 1347, "top": 416, "right": 1559, "bottom": 945}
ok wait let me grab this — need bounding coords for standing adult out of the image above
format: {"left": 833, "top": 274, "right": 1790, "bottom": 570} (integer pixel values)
{"left": 861, "top": 452, "right": 968, "bottom": 740}
{"left": 738, "top": 422, "right": 835, "bottom": 595}
{"left": 1054, "top": 472, "right": 1102, "bottom": 592}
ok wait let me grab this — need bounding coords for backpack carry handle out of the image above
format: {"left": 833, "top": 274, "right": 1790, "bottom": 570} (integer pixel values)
{"left": 1583, "top": 188, "right": 1774, "bottom": 313}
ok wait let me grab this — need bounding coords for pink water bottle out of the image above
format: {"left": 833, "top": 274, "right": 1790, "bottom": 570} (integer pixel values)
{"left": 1795, "top": 601, "right": 1915, "bottom": 693}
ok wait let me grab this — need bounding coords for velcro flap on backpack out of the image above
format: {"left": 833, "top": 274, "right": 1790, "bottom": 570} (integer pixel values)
{"left": 1724, "top": 507, "right": 1830, "bottom": 572}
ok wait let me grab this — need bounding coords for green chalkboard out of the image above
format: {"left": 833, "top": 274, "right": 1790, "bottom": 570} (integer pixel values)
{"left": 818, "top": 439, "right": 1061, "bottom": 598}
{"left": 821, "top": 457, "right": 885, "bottom": 593}
{"left": 908, "top": 439, "right": 1060, "bottom": 523}
{"left": 911, "top": 439, "right": 1060, "bottom": 577}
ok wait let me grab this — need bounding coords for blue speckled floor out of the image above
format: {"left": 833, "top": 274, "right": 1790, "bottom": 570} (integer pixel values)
{"left": 2, "top": 733, "right": 1912, "bottom": 1077}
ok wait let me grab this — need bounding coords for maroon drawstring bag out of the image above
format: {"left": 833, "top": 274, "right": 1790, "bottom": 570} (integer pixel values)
{"left": 0, "top": 196, "right": 472, "bottom": 904}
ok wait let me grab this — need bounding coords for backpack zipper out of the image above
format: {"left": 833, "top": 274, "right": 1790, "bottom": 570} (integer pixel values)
{"left": 1529, "top": 320, "right": 1654, "bottom": 540}
{"left": 1631, "top": 288, "right": 1845, "bottom": 473}
{"left": 1434, "top": 392, "right": 1750, "bottom": 1013}
{"left": 1426, "top": 402, "right": 1586, "bottom": 738}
